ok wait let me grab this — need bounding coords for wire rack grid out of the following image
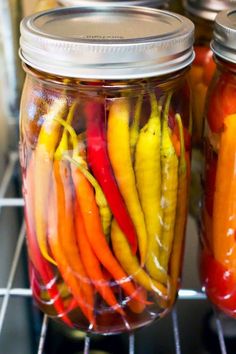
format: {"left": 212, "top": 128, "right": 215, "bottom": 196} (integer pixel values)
{"left": 0, "top": 151, "right": 230, "bottom": 354}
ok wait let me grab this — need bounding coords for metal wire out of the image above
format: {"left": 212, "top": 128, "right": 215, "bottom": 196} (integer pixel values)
{"left": 0, "top": 222, "right": 25, "bottom": 334}
{"left": 37, "top": 315, "right": 49, "bottom": 354}
{"left": 172, "top": 308, "right": 181, "bottom": 354}
{"left": 0, "top": 154, "right": 229, "bottom": 354}
{"left": 214, "top": 310, "right": 228, "bottom": 354}
{"left": 0, "top": 151, "right": 18, "bottom": 199}
{"left": 0, "top": 288, "right": 205, "bottom": 300}
{"left": 83, "top": 335, "right": 91, "bottom": 354}
{"left": 0, "top": 198, "right": 24, "bottom": 207}
{"left": 129, "top": 333, "right": 135, "bottom": 354}
{"left": 0, "top": 288, "right": 32, "bottom": 296}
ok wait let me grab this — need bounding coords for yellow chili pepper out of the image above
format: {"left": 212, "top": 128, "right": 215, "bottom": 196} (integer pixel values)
{"left": 107, "top": 98, "right": 147, "bottom": 265}
{"left": 54, "top": 101, "right": 77, "bottom": 160}
{"left": 159, "top": 93, "right": 178, "bottom": 274}
{"left": 135, "top": 92, "right": 166, "bottom": 283}
{"left": 54, "top": 116, "right": 112, "bottom": 238}
{"left": 170, "top": 114, "right": 188, "bottom": 301}
{"left": 34, "top": 97, "right": 68, "bottom": 264}
{"left": 67, "top": 155, "right": 112, "bottom": 239}
{"left": 129, "top": 96, "right": 143, "bottom": 159}
{"left": 111, "top": 220, "right": 168, "bottom": 299}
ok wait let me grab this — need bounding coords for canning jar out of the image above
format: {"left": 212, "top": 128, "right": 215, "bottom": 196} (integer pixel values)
{"left": 200, "top": 9, "right": 236, "bottom": 318}
{"left": 183, "top": 0, "right": 236, "bottom": 219}
{"left": 19, "top": 6, "right": 194, "bottom": 333}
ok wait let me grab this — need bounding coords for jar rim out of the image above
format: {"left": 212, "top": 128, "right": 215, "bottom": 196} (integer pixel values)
{"left": 57, "top": 0, "right": 169, "bottom": 8}
{"left": 19, "top": 6, "right": 194, "bottom": 79}
{"left": 183, "top": 0, "right": 236, "bottom": 21}
{"left": 211, "top": 9, "right": 236, "bottom": 65}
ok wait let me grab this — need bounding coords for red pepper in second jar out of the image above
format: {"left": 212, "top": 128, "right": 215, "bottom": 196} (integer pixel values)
{"left": 201, "top": 9, "right": 236, "bottom": 318}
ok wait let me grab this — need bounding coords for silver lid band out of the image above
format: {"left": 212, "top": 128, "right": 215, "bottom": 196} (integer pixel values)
{"left": 211, "top": 9, "right": 236, "bottom": 64}
{"left": 20, "top": 6, "right": 194, "bottom": 79}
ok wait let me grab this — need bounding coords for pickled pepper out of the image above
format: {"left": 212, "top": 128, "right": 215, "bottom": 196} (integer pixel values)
{"left": 170, "top": 114, "right": 188, "bottom": 297}
{"left": 107, "top": 98, "right": 147, "bottom": 265}
{"left": 159, "top": 93, "right": 178, "bottom": 273}
{"left": 85, "top": 100, "right": 138, "bottom": 254}
{"left": 212, "top": 114, "right": 236, "bottom": 276}
{"left": 135, "top": 92, "right": 164, "bottom": 282}
{"left": 34, "top": 98, "right": 67, "bottom": 264}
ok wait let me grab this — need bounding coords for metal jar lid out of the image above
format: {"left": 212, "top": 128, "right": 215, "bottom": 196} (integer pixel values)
{"left": 57, "top": 0, "right": 169, "bottom": 9}
{"left": 211, "top": 9, "right": 236, "bottom": 64}
{"left": 19, "top": 6, "right": 194, "bottom": 79}
{"left": 183, "top": 0, "right": 236, "bottom": 21}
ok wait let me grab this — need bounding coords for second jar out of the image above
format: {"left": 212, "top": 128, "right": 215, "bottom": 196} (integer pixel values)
{"left": 183, "top": 0, "right": 236, "bottom": 220}
{"left": 200, "top": 9, "right": 236, "bottom": 318}
{"left": 19, "top": 6, "right": 194, "bottom": 333}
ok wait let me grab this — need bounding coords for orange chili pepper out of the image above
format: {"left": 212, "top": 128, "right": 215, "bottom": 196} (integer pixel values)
{"left": 212, "top": 114, "right": 236, "bottom": 277}
{"left": 52, "top": 159, "right": 95, "bottom": 320}
{"left": 24, "top": 152, "right": 72, "bottom": 326}
{"left": 126, "top": 288, "right": 147, "bottom": 314}
{"left": 47, "top": 175, "right": 95, "bottom": 326}
{"left": 74, "top": 201, "right": 125, "bottom": 316}
{"left": 71, "top": 165, "right": 145, "bottom": 304}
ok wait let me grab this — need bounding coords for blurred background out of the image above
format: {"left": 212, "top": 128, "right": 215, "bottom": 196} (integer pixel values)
{"left": 0, "top": 1, "right": 235, "bottom": 353}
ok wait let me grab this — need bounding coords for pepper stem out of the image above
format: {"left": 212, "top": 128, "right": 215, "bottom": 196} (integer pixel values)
{"left": 149, "top": 91, "right": 160, "bottom": 118}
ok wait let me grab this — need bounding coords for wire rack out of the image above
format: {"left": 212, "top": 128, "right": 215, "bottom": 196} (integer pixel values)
{"left": 0, "top": 151, "right": 230, "bottom": 354}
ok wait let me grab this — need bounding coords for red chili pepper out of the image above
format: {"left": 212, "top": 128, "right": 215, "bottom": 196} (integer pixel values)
{"left": 200, "top": 250, "right": 236, "bottom": 317}
{"left": 202, "top": 55, "right": 216, "bottom": 86}
{"left": 85, "top": 100, "right": 138, "bottom": 254}
{"left": 194, "top": 46, "right": 211, "bottom": 66}
{"left": 193, "top": 46, "right": 216, "bottom": 86}
{"left": 207, "top": 73, "right": 236, "bottom": 133}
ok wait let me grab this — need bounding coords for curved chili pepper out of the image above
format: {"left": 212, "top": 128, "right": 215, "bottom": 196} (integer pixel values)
{"left": 85, "top": 100, "right": 138, "bottom": 254}
{"left": 135, "top": 92, "right": 163, "bottom": 281}
{"left": 159, "top": 93, "right": 178, "bottom": 274}
{"left": 34, "top": 98, "right": 67, "bottom": 264}
{"left": 71, "top": 165, "right": 146, "bottom": 305}
{"left": 111, "top": 220, "right": 168, "bottom": 299}
{"left": 24, "top": 152, "right": 72, "bottom": 326}
{"left": 212, "top": 114, "right": 236, "bottom": 278}
{"left": 107, "top": 98, "right": 147, "bottom": 265}
{"left": 74, "top": 201, "right": 125, "bottom": 316}
{"left": 170, "top": 114, "right": 188, "bottom": 301}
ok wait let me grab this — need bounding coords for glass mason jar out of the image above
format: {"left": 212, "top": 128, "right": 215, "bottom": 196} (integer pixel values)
{"left": 183, "top": 0, "right": 236, "bottom": 220}
{"left": 200, "top": 9, "right": 236, "bottom": 318}
{"left": 57, "top": 0, "right": 170, "bottom": 9}
{"left": 19, "top": 6, "right": 194, "bottom": 333}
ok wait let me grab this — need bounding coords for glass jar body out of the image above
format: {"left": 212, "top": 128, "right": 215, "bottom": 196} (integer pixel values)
{"left": 20, "top": 65, "right": 191, "bottom": 333}
{"left": 186, "top": 13, "right": 216, "bottom": 219}
{"left": 200, "top": 58, "right": 236, "bottom": 318}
